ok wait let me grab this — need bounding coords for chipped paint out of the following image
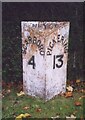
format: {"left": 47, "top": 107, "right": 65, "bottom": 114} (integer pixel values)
{"left": 21, "top": 21, "right": 70, "bottom": 101}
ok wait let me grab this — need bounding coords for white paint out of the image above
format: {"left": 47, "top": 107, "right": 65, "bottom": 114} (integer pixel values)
{"left": 21, "top": 21, "right": 70, "bottom": 101}
{"left": 24, "top": 31, "right": 30, "bottom": 38}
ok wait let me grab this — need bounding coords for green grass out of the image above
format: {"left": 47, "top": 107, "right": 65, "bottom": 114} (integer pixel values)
{"left": 2, "top": 88, "right": 84, "bottom": 119}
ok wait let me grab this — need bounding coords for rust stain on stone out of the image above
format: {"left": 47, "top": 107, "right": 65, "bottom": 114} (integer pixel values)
{"left": 31, "top": 44, "right": 37, "bottom": 53}
{"left": 21, "top": 21, "right": 70, "bottom": 101}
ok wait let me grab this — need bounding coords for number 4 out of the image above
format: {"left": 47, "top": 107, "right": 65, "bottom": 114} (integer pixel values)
{"left": 28, "top": 56, "right": 35, "bottom": 69}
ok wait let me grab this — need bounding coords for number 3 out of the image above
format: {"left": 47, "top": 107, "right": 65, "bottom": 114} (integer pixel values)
{"left": 53, "top": 55, "right": 63, "bottom": 69}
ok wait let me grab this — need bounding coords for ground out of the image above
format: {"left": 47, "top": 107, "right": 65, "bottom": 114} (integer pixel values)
{"left": 2, "top": 80, "right": 85, "bottom": 119}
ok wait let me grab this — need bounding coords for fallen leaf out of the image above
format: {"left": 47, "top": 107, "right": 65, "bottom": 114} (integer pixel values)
{"left": 51, "top": 116, "right": 60, "bottom": 119}
{"left": 15, "top": 114, "right": 24, "bottom": 120}
{"left": 65, "top": 92, "right": 73, "bottom": 98}
{"left": 24, "top": 113, "right": 31, "bottom": 118}
{"left": 36, "top": 108, "right": 42, "bottom": 112}
{"left": 66, "top": 86, "right": 73, "bottom": 92}
{"left": 79, "top": 96, "right": 85, "bottom": 100}
{"left": 15, "top": 113, "right": 31, "bottom": 120}
{"left": 74, "top": 101, "right": 82, "bottom": 106}
{"left": 80, "top": 89, "right": 85, "bottom": 93}
{"left": 66, "top": 114, "right": 76, "bottom": 119}
{"left": 23, "top": 106, "right": 30, "bottom": 110}
{"left": 76, "top": 79, "right": 80, "bottom": 83}
{"left": 17, "top": 91, "right": 25, "bottom": 97}
{"left": 70, "top": 114, "right": 76, "bottom": 118}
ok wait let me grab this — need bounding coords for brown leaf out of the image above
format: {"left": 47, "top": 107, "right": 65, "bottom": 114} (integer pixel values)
{"left": 66, "top": 86, "right": 73, "bottom": 92}
{"left": 74, "top": 101, "right": 82, "bottom": 106}
{"left": 65, "top": 92, "right": 73, "bottom": 98}
{"left": 80, "top": 89, "right": 85, "bottom": 93}
{"left": 36, "top": 108, "right": 42, "bottom": 112}
{"left": 76, "top": 79, "right": 81, "bottom": 83}
{"left": 79, "top": 96, "right": 85, "bottom": 100}
{"left": 23, "top": 106, "right": 30, "bottom": 110}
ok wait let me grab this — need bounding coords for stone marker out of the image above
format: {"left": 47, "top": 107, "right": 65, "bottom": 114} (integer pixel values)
{"left": 21, "top": 21, "right": 70, "bottom": 101}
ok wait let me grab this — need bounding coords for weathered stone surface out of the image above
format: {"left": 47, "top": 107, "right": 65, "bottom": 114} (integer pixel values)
{"left": 21, "top": 22, "right": 70, "bottom": 101}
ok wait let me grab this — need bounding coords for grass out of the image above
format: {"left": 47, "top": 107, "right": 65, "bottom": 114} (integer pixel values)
{"left": 2, "top": 87, "right": 84, "bottom": 119}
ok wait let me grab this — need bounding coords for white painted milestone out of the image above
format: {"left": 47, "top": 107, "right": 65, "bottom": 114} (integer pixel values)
{"left": 21, "top": 21, "right": 70, "bottom": 101}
